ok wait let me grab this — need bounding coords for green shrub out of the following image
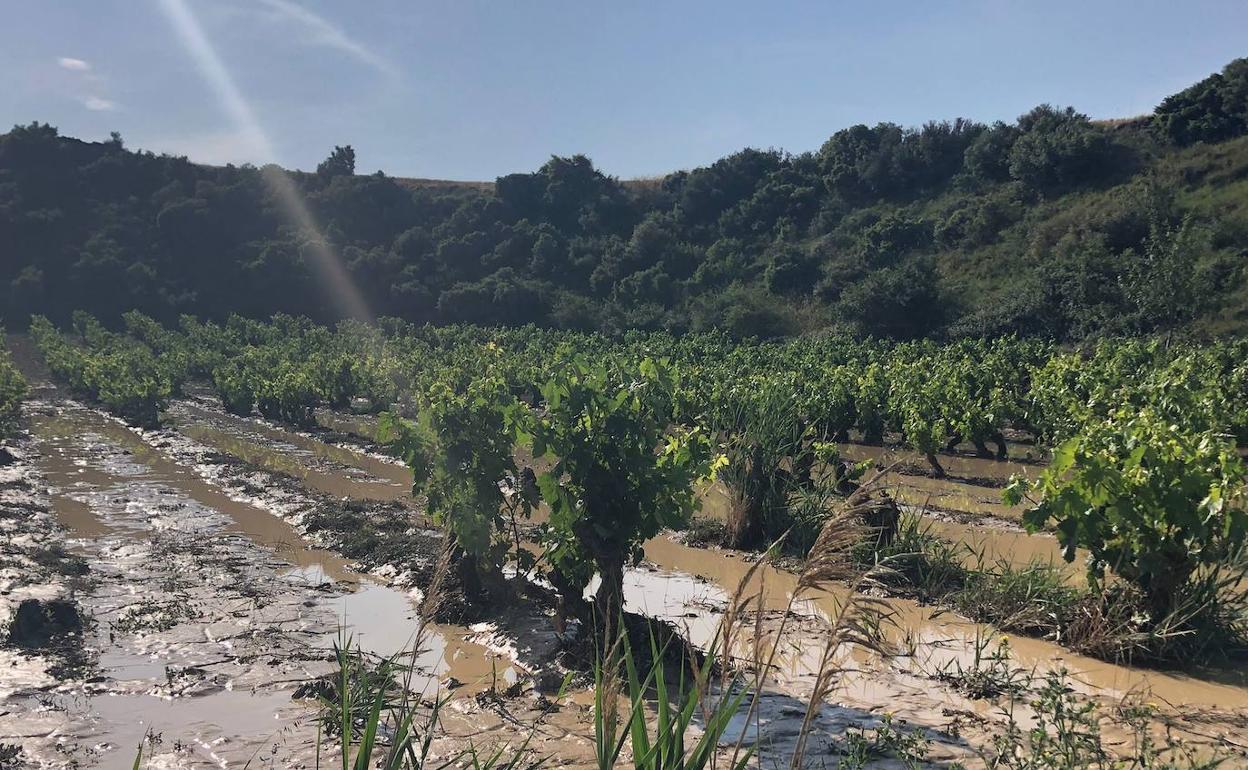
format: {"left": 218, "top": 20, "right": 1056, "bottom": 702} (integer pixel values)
{"left": 1007, "top": 407, "right": 1248, "bottom": 619}
{"left": 255, "top": 363, "right": 319, "bottom": 426}
{"left": 0, "top": 346, "right": 26, "bottom": 440}
{"left": 30, "top": 314, "right": 169, "bottom": 427}
{"left": 518, "top": 357, "right": 716, "bottom": 628}
{"left": 380, "top": 371, "right": 532, "bottom": 602}
{"left": 211, "top": 360, "right": 255, "bottom": 416}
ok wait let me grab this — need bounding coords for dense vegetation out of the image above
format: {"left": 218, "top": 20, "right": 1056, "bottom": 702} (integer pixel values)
{"left": 29, "top": 312, "right": 1248, "bottom": 663}
{"left": 0, "top": 346, "right": 25, "bottom": 443}
{"left": 4, "top": 59, "right": 1248, "bottom": 341}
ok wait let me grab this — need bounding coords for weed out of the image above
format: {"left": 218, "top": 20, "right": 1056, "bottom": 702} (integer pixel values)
{"left": 935, "top": 633, "right": 1031, "bottom": 700}
{"left": 858, "top": 509, "right": 967, "bottom": 596}
{"left": 953, "top": 560, "right": 1079, "bottom": 638}
{"left": 980, "top": 667, "right": 1229, "bottom": 770}
{"left": 111, "top": 598, "right": 200, "bottom": 634}
{"left": 839, "top": 713, "right": 932, "bottom": 770}
{"left": 680, "top": 516, "right": 730, "bottom": 549}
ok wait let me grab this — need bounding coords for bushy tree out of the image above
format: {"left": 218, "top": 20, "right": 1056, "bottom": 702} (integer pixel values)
{"left": 835, "top": 257, "right": 947, "bottom": 338}
{"left": 959, "top": 121, "right": 1019, "bottom": 186}
{"left": 1008, "top": 106, "right": 1117, "bottom": 192}
{"left": 1155, "top": 58, "right": 1248, "bottom": 146}
{"left": 317, "top": 145, "right": 356, "bottom": 178}
{"left": 516, "top": 358, "right": 716, "bottom": 629}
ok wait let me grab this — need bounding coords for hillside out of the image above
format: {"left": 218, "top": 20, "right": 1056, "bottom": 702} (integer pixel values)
{"left": 2, "top": 57, "right": 1247, "bottom": 340}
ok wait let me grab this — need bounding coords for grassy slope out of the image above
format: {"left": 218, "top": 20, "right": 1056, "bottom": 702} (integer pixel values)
{"left": 940, "top": 135, "right": 1248, "bottom": 336}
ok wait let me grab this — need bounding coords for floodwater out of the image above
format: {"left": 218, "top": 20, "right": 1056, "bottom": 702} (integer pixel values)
{"left": 171, "top": 400, "right": 411, "bottom": 502}
{"left": 183, "top": 401, "right": 1248, "bottom": 712}
{"left": 8, "top": 397, "right": 519, "bottom": 767}
{"left": 838, "top": 443, "right": 1035, "bottom": 521}
{"left": 6, "top": 350, "right": 1247, "bottom": 766}
{"left": 639, "top": 537, "right": 1248, "bottom": 709}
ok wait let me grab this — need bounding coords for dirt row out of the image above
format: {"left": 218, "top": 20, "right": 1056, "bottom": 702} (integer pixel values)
{"left": 4, "top": 391, "right": 1248, "bottom": 768}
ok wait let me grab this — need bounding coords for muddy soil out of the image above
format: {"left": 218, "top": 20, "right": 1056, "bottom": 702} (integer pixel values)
{"left": 0, "top": 395, "right": 603, "bottom": 768}
{"left": 5, "top": 340, "right": 1247, "bottom": 769}
{"left": 150, "top": 397, "right": 1248, "bottom": 766}
{"left": 2, "top": 411, "right": 347, "bottom": 768}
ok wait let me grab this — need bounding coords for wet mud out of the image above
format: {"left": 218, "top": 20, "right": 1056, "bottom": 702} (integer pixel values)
{"left": 157, "top": 398, "right": 1248, "bottom": 765}
{"left": 5, "top": 378, "right": 1248, "bottom": 768}
{"left": 0, "top": 397, "right": 589, "bottom": 768}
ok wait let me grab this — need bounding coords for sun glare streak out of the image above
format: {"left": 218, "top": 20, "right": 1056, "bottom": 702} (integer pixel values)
{"left": 157, "top": 0, "right": 373, "bottom": 323}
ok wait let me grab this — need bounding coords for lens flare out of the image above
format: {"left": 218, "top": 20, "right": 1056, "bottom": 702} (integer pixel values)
{"left": 157, "top": 0, "right": 373, "bottom": 323}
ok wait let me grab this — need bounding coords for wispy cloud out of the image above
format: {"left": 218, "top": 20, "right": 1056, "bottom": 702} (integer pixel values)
{"left": 254, "top": 0, "right": 397, "bottom": 78}
{"left": 83, "top": 96, "right": 118, "bottom": 111}
{"left": 56, "top": 56, "right": 119, "bottom": 112}
{"left": 58, "top": 56, "right": 92, "bottom": 72}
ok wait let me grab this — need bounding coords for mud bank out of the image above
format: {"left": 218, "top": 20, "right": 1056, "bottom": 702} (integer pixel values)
{"left": 0, "top": 398, "right": 602, "bottom": 769}
{"left": 2, "top": 413, "right": 340, "bottom": 768}
{"left": 164, "top": 398, "right": 1248, "bottom": 767}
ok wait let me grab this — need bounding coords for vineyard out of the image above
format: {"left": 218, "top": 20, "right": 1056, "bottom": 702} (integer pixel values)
{"left": 5, "top": 3, "right": 1248, "bottom": 764}
{"left": 22, "top": 313, "right": 1248, "bottom": 647}
{"left": 4, "top": 314, "right": 1248, "bottom": 767}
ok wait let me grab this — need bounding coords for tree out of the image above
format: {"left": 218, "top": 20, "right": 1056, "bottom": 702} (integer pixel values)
{"left": 317, "top": 145, "right": 356, "bottom": 178}
{"left": 1007, "top": 106, "right": 1117, "bottom": 192}
{"left": 516, "top": 358, "right": 716, "bottom": 633}
{"left": 959, "top": 121, "right": 1018, "bottom": 186}
{"left": 834, "top": 257, "right": 947, "bottom": 338}
{"left": 1122, "top": 217, "right": 1215, "bottom": 333}
{"left": 763, "top": 243, "right": 819, "bottom": 295}
{"left": 1155, "top": 58, "right": 1248, "bottom": 146}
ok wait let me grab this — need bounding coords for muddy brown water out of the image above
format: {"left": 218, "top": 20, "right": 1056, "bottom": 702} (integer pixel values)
{"left": 837, "top": 444, "right": 1036, "bottom": 521}
{"left": 177, "top": 400, "right": 1248, "bottom": 712}
{"left": 838, "top": 442, "right": 1047, "bottom": 483}
{"left": 37, "top": 405, "right": 515, "bottom": 684}
{"left": 9, "top": 399, "right": 523, "bottom": 767}
{"left": 315, "top": 407, "right": 383, "bottom": 441}
{"left": 7, "top": 338, "right": 1247, "bottom": 765}
{"left": 639, "top": 537, "right": 1248, "bottom": 708}
{"left": 172, "top": 400, "right": 411, "bottom": 502}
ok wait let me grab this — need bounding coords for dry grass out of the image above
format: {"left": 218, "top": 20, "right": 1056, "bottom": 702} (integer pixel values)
{"left": 713, "top": 468, "right": 902, "bottom": 769}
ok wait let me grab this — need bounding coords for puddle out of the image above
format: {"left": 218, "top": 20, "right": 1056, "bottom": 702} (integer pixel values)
{"left": 283, "top": 564, "right": 516, "bottom": 688}
{"left": 9, "top": 399, "right": 523, "bottom": 767}
{"left": 169, "top": 405, "right": 409, "bottom": 503}
{"left": 172, "top": 400, "right": 411, "bottom": 498}
{"left": 49, "top": 491, "right": 115, "bottom": 539}
{"left": 34, "top": 408, "right": 360, "bottom": 582}
{"left": 314, "top": 408, "right": 382, "bottom": 441}
{"left": 698, "top": 478, "right": 1063, "bottom": 573}
{"left": 216, "top": 404, "right": 1248, "bottom": 711}
{"left": 640, "top": 536, "right": 1248, "bottom": 709}
{"left": 88, "top": 689, "right": 308, "bottom": 769}
{"left": 839, "top": 441, "right": 1047, "bottom": 482}
{"left": 916, "top": 514, "right": 1080, "bottom": 579}
{"left": 884, "top": 475, "right": 1025, "bottom": 521}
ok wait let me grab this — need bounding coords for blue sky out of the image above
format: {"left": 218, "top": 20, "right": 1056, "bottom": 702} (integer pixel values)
{"left": 2, "top": 1, "right": 1245, "bottom": 180}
